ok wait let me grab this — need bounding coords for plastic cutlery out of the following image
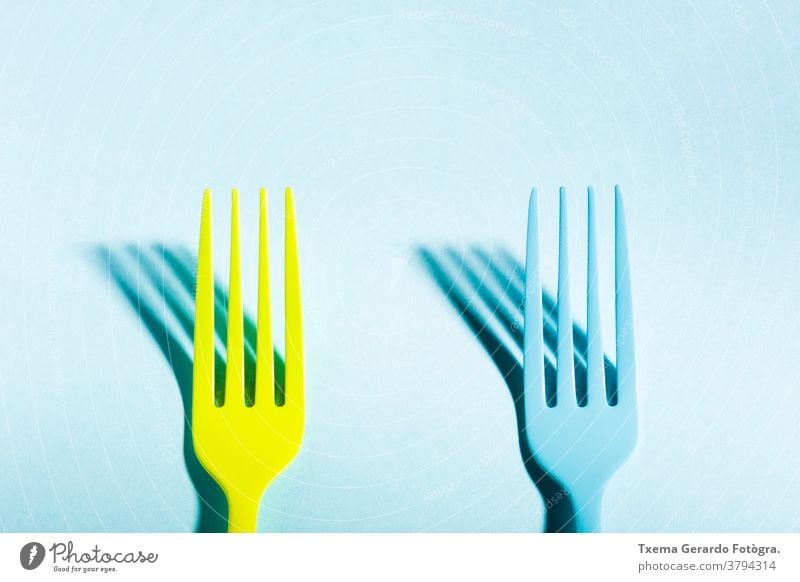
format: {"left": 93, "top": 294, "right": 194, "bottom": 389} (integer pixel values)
{"left": 192, "top": 187, "right": 304, "bottom": 533}
{"left": 523, "top": 186, "right": 637, "bottom": 532}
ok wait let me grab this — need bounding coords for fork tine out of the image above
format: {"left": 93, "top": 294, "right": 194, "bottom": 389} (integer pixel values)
{"left": 193, "top": 189, "right": 215, "bottom": 410}
{"left": 254, "top": 188, "right": 275, "bottom": 410}
{"left": 284, "top": 187, "right": 305, "bottom": 417}
{"left": 224, "top": 188, "right": 245, "bottom": 407}
{"left": 556, "top": 187, "right": 575, "bottom": 406}
{"left": 586, "top": 186, "right": 605, "bottom": 407}
{"left": 523, "top": 188, "right": 546, "bottom": 408}
{"left": 614, "top": 186, "right": 636, "bottom": 407}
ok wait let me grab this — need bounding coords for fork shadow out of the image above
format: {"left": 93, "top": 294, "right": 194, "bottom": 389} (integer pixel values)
{"left": 416, "top": 245, "right": 616, "bottom": 532}
{"left": 93, "top": 243, "right": 285, "bottom": 532}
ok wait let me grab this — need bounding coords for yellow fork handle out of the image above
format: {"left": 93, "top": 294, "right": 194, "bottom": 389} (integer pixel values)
{"left": 227, "top": 491, "right": 261, "bottom": 533}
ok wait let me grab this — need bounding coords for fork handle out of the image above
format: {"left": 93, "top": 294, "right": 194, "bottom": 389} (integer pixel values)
{"left": 571, "top": 487, "right": 605, "bottom": 533}
{"left": 227, "top": 491, "right": 261, "bottom": 533}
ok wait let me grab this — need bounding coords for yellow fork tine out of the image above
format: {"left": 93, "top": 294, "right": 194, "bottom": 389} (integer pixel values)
{"left": 193, "top": 189, "right": 215, "bottom": 411}
{"left": 254, "top": 188, "right": 275, "bottom": 410}
{"left": 225, "top": 188, "right": 245, "bottom": 407}
{"left": 284, "top": 187, "right": 304, "bottom": 418}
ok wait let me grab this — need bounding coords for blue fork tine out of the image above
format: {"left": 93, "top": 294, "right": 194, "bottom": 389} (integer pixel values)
{"left": 524, "top": 188, "right": 546, "bottom": 408}
{"left": 586, "top": 186, "right": 605, "bottom": 407}
{"left": 556, "top": 187, "right": 575, "bottom": 406}
{"left": 615, "top": 185, "right": 636, "bottom": 408}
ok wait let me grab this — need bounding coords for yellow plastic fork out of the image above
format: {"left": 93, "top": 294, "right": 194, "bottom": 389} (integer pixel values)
{"left": 192, "top": 187, "right": 304, "bottom": 533}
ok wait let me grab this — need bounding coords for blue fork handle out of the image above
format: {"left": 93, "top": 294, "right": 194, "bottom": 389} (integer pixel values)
{"left": 570, "top": 486, "right": 605, "bottom": 533}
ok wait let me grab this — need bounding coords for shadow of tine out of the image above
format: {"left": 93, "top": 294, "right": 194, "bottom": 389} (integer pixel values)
{"left": 92, "top": 245, "right": 229, "bottom": 533}
{"left": 443, "top": 248, "right": 525, "bottom": 349}
{"left": 415, "top": 246, "right": 576, "bottom": 533}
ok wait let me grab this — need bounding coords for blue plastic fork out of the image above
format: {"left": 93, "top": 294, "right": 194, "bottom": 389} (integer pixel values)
{"left": 523, "top": 185, "right": 637, "bottom": 532}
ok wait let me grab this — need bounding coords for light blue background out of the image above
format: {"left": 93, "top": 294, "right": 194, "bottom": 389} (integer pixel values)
{"left": 1, "top": 0, "right": 799, "bottom": 532}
